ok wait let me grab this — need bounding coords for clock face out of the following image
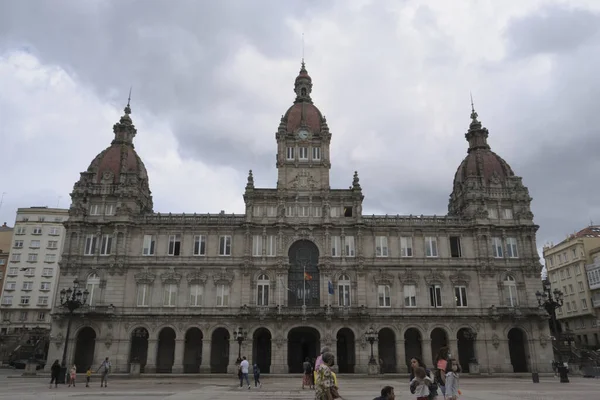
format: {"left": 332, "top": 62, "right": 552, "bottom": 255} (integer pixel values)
{"left": 298, "top": 129, "right": 309, "bottom": 140}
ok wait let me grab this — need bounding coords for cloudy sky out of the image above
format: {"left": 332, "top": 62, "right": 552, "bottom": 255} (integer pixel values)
{"left": 1, "top": 0, "right": 599, "bottom": 257}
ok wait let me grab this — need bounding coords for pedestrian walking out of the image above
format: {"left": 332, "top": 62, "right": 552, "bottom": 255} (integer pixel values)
{"left": 68, "top": 365, "right": 77, "bottom": 387}
{"left": 239, "top": 356, "right": 250, "bottom": 389}
{"left": 97, "top": 357, "right": 111, "bottom": 387}
{"left": 253, "top": 363, "right": 261, "bottom": 388}
{"left": 49, "top": 360, "right": 61, "bottom": 389}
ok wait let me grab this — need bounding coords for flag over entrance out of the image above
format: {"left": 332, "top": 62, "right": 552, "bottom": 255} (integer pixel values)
{"left": 304, "top": 271, "right": 313, "bottom": 281}
{"left": 328, "top": 281, "right": 334, "bottom": 295}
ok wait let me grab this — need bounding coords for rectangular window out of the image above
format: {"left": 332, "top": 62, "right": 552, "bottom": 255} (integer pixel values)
{"left": 47, "top": 240, "right": 58, "bottom": 249}
{"left": 11, "top": 253, "right": 21, "bottom": 262}
{"left": 298, "top": 147, "right": 308, "bottom": 160}
{"left": 163, "top": 284, "right": 177, "bottom": 306}
{"left": 32, "top": 227, "right": 42, "bottom": 235}
{"left": 286, "top": 147, "right": 295, "bottom": 160}
{"left": 313, "top": 206, "right": 322, "bottom": 217}
{"left": 449, "top": 236, "right": 462, "bottom": 258}
{"left": 492, "top": 237, "right": 503, "bottom": 258}
{"left": 257, "top": 283, "right": 269, "bottom": 306}
{"left": 193, "top": 235, "right": 206, "bottom": 256}
{"left": 575, "top": 264, "right": 581, "bottom": 275}
{"left": 569, "top": 284, "right": 574, "bottom": 294}
{"left": 142, "top": 235, "right": 155, "bottom": 256}
{"left": 15, "top": 226, "right": 25, "bottom": 235}
{"left": 571, "top": 300, "right": 576, "bottom": 311}
{"left": 253, "top": 206, "right": 262, "bottom": 217}
{"left": 100, "top": 234, "right": 112, "bottom": 255}
{"left": 582, "top": 299, "right": 588, "bottom": 310}
{"left": 345, "top": 236, "right": 355, "bottom": 257}
{"left": 84, "top": 234, "right": 97, "bottom": 256}
{"left": 400, "top": 237, "right": 413, "bottom": 257}
{"left": 503, "top": 208, "right": 513, "bottom": 219}
{"left": 506, "top": 237, "right": 518, "bottom": 258}
{"left": 286, "top": 206, "right": 294, "bottom": 217}
{"left": 312, "top": 147, "right": 321, "bottom": 160}
{"left": 30, "top": 240, "right": 40, "bottom": 248}
{"left": 37, "top": 296, "right": 49, "bottom": 306}
{"left": 216, "top": 284, "right": 229, "bottom": 306}
{"left": 5, "top": 281, "right": 16, "bottom": 290}
{"left": 343, "top": 206, "right": 353, "bottom": 217}
{"left": 455, "top": 286, "right": 468, "bottom": 307}
{"left": 37, "top": 312, "right": 46, "bottom": 321}
{"left": 219, "top": 235, "right": 232, "bottom": 256}
{"left": 488, "top": 208, "right": 498, "bottom": 219}
{"left": 27, "top": 253, "right": 38, "bottom": 262}
{"left": 19, "top": 311, "right": 27, "bottom": 321}
{"left": 566, "top": 302, "right": 571, "bottom": 311}
{"left": 425, "top": 236, "right": 438, "bottom": 257}
{"left": 375, "top": 236, "right": 388, "bottom": 257}
{"left": 40, "top": 282, "right": 51, "bottom": 291}
{"left": 44, "top": 254, "right": 56, "bottom": 263}
{"left": 330, "top": 207, "right": 340, "bottom": 217}
{"left": 190, "top": 284, "right": 203, "bottom": 307}
{"left": 168, "top": 234, "right": 181, "bottom": 256}
{"left": 22, "top": 281, "right": 33, "bottom": 291}
{"left": 2, "top": 296, "right": 13, "bottom": 305}
{"left": 137, "top": 284, "right": 149, "bottom": 307}
{"left": 404, "top": 284, "right": 416, "bottom": 307}
{"left": 252, "top": 235, "right": 263, "bottom": 257}
{"left": 89, "top": 204, "right": 101, "bottom": 215}
{"left": 299, "top": 205, "right": 310, "bottom": 217}
{"left": 7, "top": 267, "right": 18, "bottom": 276}
{"left": 48, "top": 227, "right": 60, "bottom": 236}
{"left": 23, "top": 267, "right": 35, "bottom": 276}
{"left": 429, "top": 285, "right": 442, "bottom": 307}
{"left": 578, "top": 281, "right": 584, "bottom": 292}
{"left": 331, "top": 236, "right": 341, "bottom": 257}
{"left": 14, "top": 240, "right": 23, "bottom": 248}
{"left": 378, "top": 285, "right": 391, "bottom": 307}
{"left": 20, "top": 296, "right": 31, "bottom": 305}
{"left": 266, "top": 235, "right": 276, "bottom": 257}
{"left": 266, "top": 206, "right": 277, "bottom": 217}
{"left": 105, "top": 204, "right": 115, "bottom": 215}
{"left": 338, "top": 282, "right": 350, "bottom": 307}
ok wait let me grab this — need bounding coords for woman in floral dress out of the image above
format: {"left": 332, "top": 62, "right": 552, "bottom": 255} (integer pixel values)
{"left": 315, "top": 352, "right": 340, "bottom": 400}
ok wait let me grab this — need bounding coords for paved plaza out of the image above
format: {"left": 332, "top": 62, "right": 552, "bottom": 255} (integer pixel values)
{"left": 1, "top": 372, "right": 599, "bottom": 400}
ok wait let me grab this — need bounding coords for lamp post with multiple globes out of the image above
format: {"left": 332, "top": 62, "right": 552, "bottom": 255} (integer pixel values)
{"left": 365, "top": 326, "right": 378, "bottom": 365}
{"left": 59, "top": 279, "right": 89, "bottom": 381}
{"left": 234, "top": 327, "right": 247, "bottom": 365}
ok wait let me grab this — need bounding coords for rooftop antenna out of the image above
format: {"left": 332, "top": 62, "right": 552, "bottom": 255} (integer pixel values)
{"left": 302, "top": 32, "right": 305, "bottom": 64}
{"left": 127, "top": 86, "right": 132, "bottom": 107}
{"left": 470, "top": 91, "right": 475, "bottom": 113}
{"left": 56, "top": 196, "right": 62, "bottom": 208}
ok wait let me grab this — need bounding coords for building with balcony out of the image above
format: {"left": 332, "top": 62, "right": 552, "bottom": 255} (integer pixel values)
{"left": 543, "top": 226, "right": 600, "bottom": 348}
{"left": 585, "top": 247, "right": 600, "bottom": 347}
{"left": 0, "top": 222, "right": 14, "bottom": 300}
{"left": 47, "top": 62, "right": 552, "bottom": 375}
{"left": 0, "top": 208, "right": 68, "bottom": 336}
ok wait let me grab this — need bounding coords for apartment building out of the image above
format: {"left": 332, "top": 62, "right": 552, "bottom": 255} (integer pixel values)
{"left": 0, "top": 207, "right": 68, "bottom": 335}
{"left": 543, "top": 225, "right": 600, "bottom": 347}
{"left": 585, "top": 247, "right": 600, "bottom": 348}
{"left": 0, "top": 223, "right": 14, "bottom": 299}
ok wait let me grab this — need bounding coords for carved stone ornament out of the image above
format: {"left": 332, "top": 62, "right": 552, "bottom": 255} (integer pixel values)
{"left": 160, "top": 267, "right": 182, "bottom": 285}
{"left": 101, "top": 171, "right": 114, "bottom": 184}
{"left": 492, "top": 334, "right": 500, "bottom": 349}
{"left": 108, "top": 261, "right": 125, "bottom": 276}
{"left": 104, "top": 332, "right": 113, "bottom": 349}
{"left": 134, "top": 267, "right": 156, "bottom": 284}
{"left": 53, "top": 332, "right": 64, "bottom": 349}
{"left": 398, "top": 269, "right": 419, "bottom": 285}
{"left": 213, "top": 268, "right": 234, "bottom": 285}
{"left": 186, "top": 270, "right": 208, "bottom": 285}
{"left": 449, "top": 270, "right": 471, "bottom": 287}
{"left": 373, "top": 269, "right": 394, "bottom": 287}
{"left": 539, "top": 334, "right": 549, "bottom": 348}
{"left": 291, "top": 169, "right": 317, "bottom": 190}
{"left": 489, "top": 170, "right": 501, "bottom": 185}
{"left": 286, "top": 228, "right": 322, "bottom": 252}
{"left": 423, "top": 269, "right": 445, "bottom": 286}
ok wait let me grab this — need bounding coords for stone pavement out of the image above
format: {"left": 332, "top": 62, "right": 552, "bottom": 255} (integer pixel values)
{"left": 0, "top": 374, "right": 598, "bottom": 399}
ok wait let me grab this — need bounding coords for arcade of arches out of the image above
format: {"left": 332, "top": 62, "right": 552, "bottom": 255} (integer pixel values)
{"left": 64, "top": 324, "right": 537, "bottom": 374}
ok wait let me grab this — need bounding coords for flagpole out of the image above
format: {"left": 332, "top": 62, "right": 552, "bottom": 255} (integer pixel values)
{"left": 303, "top": 263, "right": 306, "bottom": 307}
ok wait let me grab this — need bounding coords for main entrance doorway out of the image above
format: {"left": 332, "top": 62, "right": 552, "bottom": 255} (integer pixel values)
{"left": 288, "top": 240, "right": 320, "bottom": 307}
{"left": 288, "top": 327, "right": 320, "bottom": 373}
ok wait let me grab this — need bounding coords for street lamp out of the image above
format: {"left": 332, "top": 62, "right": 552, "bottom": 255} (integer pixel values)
{"left": 536, "top": 281, "right": 568, "bottom": 383}
{"left": 234, "top": 326, "right": 247, "bottom": 364}
{"left": 59, "top": 279, "right": 89, "bottom": 374}
{"left": 365, "top": 326, "right": 378, "bottom": 365}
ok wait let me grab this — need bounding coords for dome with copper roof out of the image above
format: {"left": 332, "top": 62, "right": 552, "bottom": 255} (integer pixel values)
{"left": 452, "top": 107, "right": 514, "bottom": 189}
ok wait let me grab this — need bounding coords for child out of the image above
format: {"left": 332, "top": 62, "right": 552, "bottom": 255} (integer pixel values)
{"left": 253, "top": 364, "right": 261, "bottom": 388}
{"left": 68, "top": 365, "right": 77, "bottom": 387}
{"left": 445, "top": 359, "right": 461, "bottom": 400}
{"left": 86, "top": 367, "right": 92, "bottom": 387}
{"left": 409, "top": 366, "right": 433, "bottom": 400}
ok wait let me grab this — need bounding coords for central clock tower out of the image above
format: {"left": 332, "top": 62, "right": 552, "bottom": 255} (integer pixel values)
{"left": 275, "top": 61, "right": 331, "bottom": 191}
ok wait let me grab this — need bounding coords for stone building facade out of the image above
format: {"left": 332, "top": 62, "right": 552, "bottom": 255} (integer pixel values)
{"left": 47, "top": 62, "right": 553, "bottom": 374}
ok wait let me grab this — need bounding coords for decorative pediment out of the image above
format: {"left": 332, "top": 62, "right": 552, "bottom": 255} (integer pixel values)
{"left": 213, "top": 268, "right": 234, "bottom": 285}
{"left": 398, "top": 269, "right": 419, "bottom": 285}
{"left": 291, "top": 169, "right": 318, "bottom": 190}
{"left": 134, "top": 267, "right": 155, "bottom": 284}
{"left": 160, "top": 267, "right": 182, "bottom": 285}
{"left": 449, "top": 270, "right": 471, "bottom": 287}
{"left": 424, "top": 269, "right": 445, "bottom": 286}
{"left": 186, "top": 270, "right": 208, "bottom": 285}
{"left": 373, "top": 269, "right": 394, "bottom": 286}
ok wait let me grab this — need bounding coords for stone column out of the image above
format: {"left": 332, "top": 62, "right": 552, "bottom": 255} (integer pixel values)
{"left": 227, "top": 339, "right": 241, "bottom": 374}
{"left": 200, "top": 339, "right": 211, "bottom": 373}
{"left": 173, "top": 339, "right": 185, "bottom": 373}
{"left": 422, "top": 339, "right": 433, "bottom": 367}
{"left": 270, "top": 337, "right": 288, "bottom": 373}
{"left": 449, "top": 338, "right": 459, "bottom": 364}
{"left": 396, "top": 339, "right": 406, "bottom": 373}
{"left": 145, "top": 339, "right": 158, "bottom": 373}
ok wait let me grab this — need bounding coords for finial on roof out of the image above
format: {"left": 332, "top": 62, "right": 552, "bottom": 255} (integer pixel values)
{"left": 124, "top": 86, "right": 132, "bottom": 115}
{"left": 245, "top": 169, "right": 254, "bottom": 190}
{"left": 470, "top": 92, "right": 478, "bottom": 122}
{"left": 352, "top": 171, "right": 362, "bottom": 190}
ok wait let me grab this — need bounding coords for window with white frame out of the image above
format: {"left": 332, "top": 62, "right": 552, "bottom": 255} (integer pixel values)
{"left": 331, "top": 236, "right": 341, "bottom": 257}
{"left": 32, "top": 226, "right": 42, "bottom": 235}
{"left": 23, "top": 267, "right": 35, "bottom": 276}
{"left": 504, "top": 275, "right": 518, "bottom": 307}
{"left": 313, "top": 206, "right": 322, "bottom": 217}
{"left": 582, "top": 298, "right": 588, "bottom": 310}
{"left": 163, "top": 284, "right": 177, "bottom": 306}
{"left": 378, "top": 285, "right": 391, "bottom": 307}
{"left": 49, "top": 227, "right": 60, "bottom": 236}
{"left": 425, "top": 237, "right": 438, "bottom": 257}
{"left": 168, "top": 234, "right": 181, "bottom": 256}
{"left": 506, "top": 237, "right": 518, "bottom": 258}
{"left": 84, "top": 234, "right": 97, "bottom": 256}
{"left": 15, "top": 226, "right": 25, "bottom": 235}
{"left": 298, "top": 147, "right": 308, "bottom": 160}
{"left": 105, "top": 204, "right": 115, "bottom": 216}
{"left": 503, "top": 208, "right": 513, "bottom": 219}
{"left": 47, "top": 240, "right": 58, "bottom": 249}
{"left": 100, "top": 234, "right": 112, "bottom": 255}
{"left": 44, "top": 254, "right": 56, "bottom": 263}
{"left": 20, "top": 296, "right": 31, "bottom": 305}
{"left": 86, "top": 273, "right": 100, "bottom": 306}
{"left": 216, "top": 284, "right": 229, "bottom": 306}
{"left": 266, "top": 235, "right": 276, "bottom": 257}
{"left": 338, "top": 275, "right": 351, "bottom": 307}
{"left": 454, "top": 286, "right": 468, "bottom": 307}
{"left": 2, "top": 295, "right": 13, "bottom": 305}
{"left": 5, "top": 281, "right": 16, "bottom": 291}
{"left": 253, "top": 205, "right": 262, "bottom": 217}
{"left": 566, "top": 302, "right": 571, "bottom": 311}
{"left": 252, "top": 235, "right": 263, "bottom": 257}
{"left": 142, "top": 235, "right": 155, "bottom": 256}
{"left": 219, "top": 235, "right": 232, "bottom": 256}
{"left": 19, "top": 311, "right": 27, "bottom": 321}
{"left": 89, "top": 204, "right": 101, "bottom": 215}
{"left": 400, "top": 237, "right": 413, "bottom": 257}
{"left": 14, "top": 240, "right": 23, "bottom": 248}
{"left": 22, "top": 281, "right": 33, "bottom": 291}
{"left": 571, "top": 300, "right": 576, "bottom": 311}
{"left": 42, "top": 267, "right": 53, "bottom": 277}
{"left": 7, "top": 267, "right": 18, "bottom": 276}
{"left": 27, "top": 254, "right": 38, "bottom": 262}
{"left": 30, "top": 240, "right": 40, "bottom": 248}
{"left": 286, "top": 206, "right": 294, "bottom": 217}
{"left": 189, "top": 284, "right": 203, "bottom": 307}
{"left": 429, "top": 285, "right": 442, "bottom": 307}
{"left": 312, "top": 147, "right": 321, "bottom": 160}
{"left": 40, "top": 282, "right": 51, "bottom": 291}
{"left": 492, "top": 237, "right": 503, "bottom": 258}
{"left": 137, "top": 284, "right": 149, "bottom": 307}
{"left": 37, "top": 296, "right": 49, "bottom": 306}
{"left": 578, "top": 281, "right": 584, "bottom": 292}
{"left": 257, "top": 274, "right": 269, "bottom": 306}
{"left": 488, "top": 207, "right": 498, "bottom": 219}
{"left": 345, "top": 236, "right": 355, "bottom": 257}
{"left": 11, "top": 253, "right": 21, "bottom": 262}
{"left": 298, "top": 205, "right": 309, "bottom": 217}
{"left": 375, "top": 236, "right": 388, "bottom": 257}
{"left": 286, "top": 147, "right": 295, "bottom": 160}
{"left": 575, "top": 264, "right": 581, "bottom": 275}
{"left": 266, "top": 206, "right": 277, "bottom": 217}
{"left": 193, "top": 235, "right": 206, "bottom": 256}
{"left": 404, "top": 284, "right": 417, "bottom": 307}
{"left": 37, "top": 312, "right": 45, "bottom": 321}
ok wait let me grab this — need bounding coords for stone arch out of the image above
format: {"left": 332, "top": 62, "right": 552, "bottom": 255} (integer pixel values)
{"left": 336, "top": 327, "right": 356, "bottom": 373}
{"left": 378, "top": 327, "right": 397, "bottom": 373}
{"left": 154, "top": 324, "right": 179, "bottom": 340}
{"left": 127, "top": 323, "right": 152, "bottom": 338}
{"left": 73, "top": 326, "right": 96, "bottom": 373}
{"left": 430, "top": 327, "right": 449, "bottom": 366}
{"left": 210, "top": 327, "right": 230, "bottom": 373}
{"left": 456, "top": 327, "right": 477, "bottom": 373}
{"left": 128, "top": 327, "right": 150, "bottom": 372}
{"left": 73, "top": 323, "right": 100, "bottom": 338}
{"left": 156, "top": 327, "right": 176, "bottom": 373}
{"left": 287, "top": 326, "right": 321, "bottom": 373}
{"left": 252, "top": 327, "right": 272, "bottom": 373}
{"left": 285, "top": 236, "right": 324, "bottom": 257}
{"left": 183, "top": 327, "right": 203, "bottom": 373}
{"left": 507, "top": 327, "right": 530, "bottom": 372}
{"left": 404, "top": 327, "right": 423, "bottom": 371}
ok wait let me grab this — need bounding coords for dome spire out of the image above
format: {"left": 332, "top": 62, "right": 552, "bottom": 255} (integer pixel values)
{"left": 111, "top": 89, "right": 137, "bottom": 146}
{"left": 465, "top": 94, "right": 489, "bottom": 152}
{"left": 294, "top": 59, "right": 313, "bottom": 104}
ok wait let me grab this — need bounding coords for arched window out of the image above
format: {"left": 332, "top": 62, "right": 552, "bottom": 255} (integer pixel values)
{"left": 504, "top": 275, "right": 518, "bottom": 307}
{"left": 257, "top": 274, "right": 270, "bottom": 306}
{"left": 86, "top": 273, "right": 100, "bottom": 306}
{"left": 338, "top": 274, "right": 351, "bottom": 307}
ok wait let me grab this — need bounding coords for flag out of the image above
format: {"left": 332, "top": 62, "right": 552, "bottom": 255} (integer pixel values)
{"left": 328, "top": 281, "right": 334, "bottom": 295}
{"left": 304, "top": 271, "right": 312, "bottom": 281}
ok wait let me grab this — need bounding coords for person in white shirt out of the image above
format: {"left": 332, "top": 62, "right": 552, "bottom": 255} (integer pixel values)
{"left": 96, "top": 357, "right": 111, "bottom": 388}
{"left": 239, "top": 356, "right": 250, "bottom": 389}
